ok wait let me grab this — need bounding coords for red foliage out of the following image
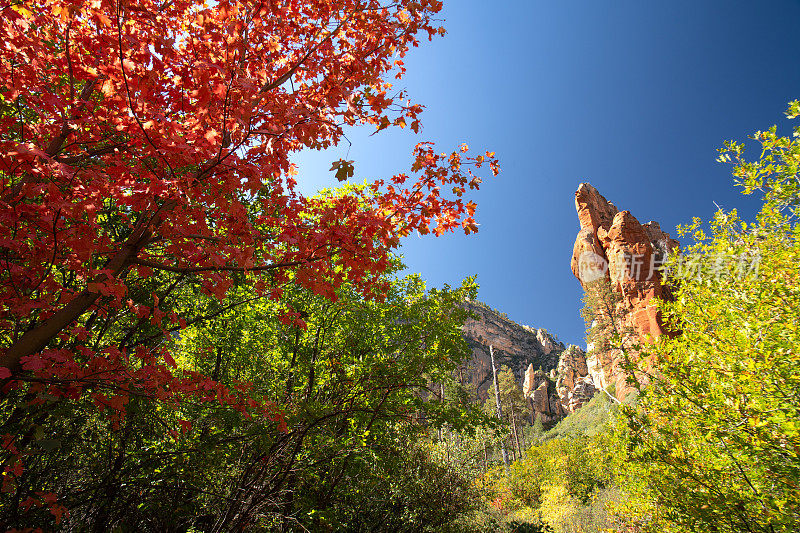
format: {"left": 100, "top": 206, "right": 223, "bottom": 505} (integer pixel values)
{"left": 0, "top": 0, "right": 497, "bottom": 418}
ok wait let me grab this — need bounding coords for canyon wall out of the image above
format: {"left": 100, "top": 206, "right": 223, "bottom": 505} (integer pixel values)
{"left": 460, "top": 302, "right": 590, "bottom": 423}
{"left": 460, "top": 301, "right": 561, "bottom": 400}
{"left": 457, "top": 184, "right": 677, "bottom": 419}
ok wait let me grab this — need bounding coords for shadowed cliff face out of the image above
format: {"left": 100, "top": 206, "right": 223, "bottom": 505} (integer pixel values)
{"left": 459, "top": 301, "right": 562, "bottom": 401}
{"left": 570, "top": 183, "right": 678, "bottom": 401}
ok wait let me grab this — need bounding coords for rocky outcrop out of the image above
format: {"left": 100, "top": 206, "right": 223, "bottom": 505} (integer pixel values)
{"left": 517, "top": 342, "right": 600, "bottom": 422}
{"left": 460, "top": 302, "right": 563, "bottom": 402}
{"left": 568, "top": 376, "right": 597, "bottom": 412}
{"left": 537, "top": 329, "right": 554, "bottom": 355}
{"left": 531, "top": 380, "right": 550, "bottom": 416}
{"left": 556, "top": 345, "right": 588, "bottom": 391}
{"left": 585, "top": 351, "right": 606, "bottom": 392}
{"left": 461, "top": 302, "right": 603, "bottom": 423}
{"left": 520, "top": 364, "right": 566, "bottom": 423}
{"left": 570, "top": 183, "right": 678, "bottom": 401}
{"left": 554, "top": 345, "right": 596, "bottom": 412}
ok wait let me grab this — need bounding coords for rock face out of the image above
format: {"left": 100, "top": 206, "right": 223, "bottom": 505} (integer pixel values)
{"left": 519, "top": 345, "right": 597, "bottom": 419}
{"left": 556, "top": 344, "right": 588, "bottom": 391}
{"left": 537, "top": 329, "right": 554, "bottom": 355}
{"left": 555, "top": 345, "right": 596, "bottom": 412}
{"left": 520, "top": 364, "right": 567, "bottom": 423}
{"left": 460, "top": 301, "right": 563, "bottom": 402}
{"left": 570, "top": 183, "right": 678, "bottom": 400}
{"left": 570, "top": 377, "right": 597, "bottom": 412}
{"left": 461, "top": 302, "right": 602, "bottom": 423}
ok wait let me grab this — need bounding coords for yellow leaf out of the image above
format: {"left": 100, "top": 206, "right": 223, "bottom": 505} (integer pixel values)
{"left": 12, "top": 4, "right": 33, "bottom": 18}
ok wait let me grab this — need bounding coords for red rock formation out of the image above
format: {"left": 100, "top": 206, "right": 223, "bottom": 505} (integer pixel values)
{"left": 570, "top": 183, "right": 678, "bottom": 401}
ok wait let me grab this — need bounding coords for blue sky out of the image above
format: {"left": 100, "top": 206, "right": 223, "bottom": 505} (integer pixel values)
{"left": 296, "top": 0, "right": 800, "bottom": 347}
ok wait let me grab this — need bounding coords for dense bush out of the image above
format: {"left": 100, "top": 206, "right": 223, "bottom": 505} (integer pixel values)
{"left": 0, "top": 263, "right": 493, "bottom": 531}
{"left": 476, "top": 391, "right": 623, "bottom": 533}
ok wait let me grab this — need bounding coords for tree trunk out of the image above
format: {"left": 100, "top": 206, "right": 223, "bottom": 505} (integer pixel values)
{"left": 510, "top": 399, "right": 522, "bottom": 459}
{"left": 490, "top": 345, "right": 509, "bottom": 470}
{"left": 1, "top": 223, "right": 155, "bottom": 372}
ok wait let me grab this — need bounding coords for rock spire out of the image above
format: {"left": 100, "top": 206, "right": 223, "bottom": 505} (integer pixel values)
{"left": 570, "top": 183, "right": 678, "bottom": 401}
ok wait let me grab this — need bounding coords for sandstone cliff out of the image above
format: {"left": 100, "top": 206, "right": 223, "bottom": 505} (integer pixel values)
{"left": 516, "top": 344, "right": 596, "bottom": 422}
{"left": 460, "top": 301, "right": 562, "bottom": 402}
{"left": 570, "top": 183, "right": 678, "bottom": 401}
{"left": 521, "top": 367, "right": 564, "bottom": 424}
{"left": 460, "top": 302, "right": 596, "bottom": 423}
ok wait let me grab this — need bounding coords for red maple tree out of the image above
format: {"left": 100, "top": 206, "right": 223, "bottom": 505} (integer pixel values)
{"left": 0, "top": 0, "right": 496, "bottom": 429}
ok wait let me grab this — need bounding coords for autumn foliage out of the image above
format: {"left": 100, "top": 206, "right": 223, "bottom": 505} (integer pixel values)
{"left": 0, "top": 1, "right": 496, "bottom": 393}
{"left": 0, "top": 0, "right": 497, "bottom": 514}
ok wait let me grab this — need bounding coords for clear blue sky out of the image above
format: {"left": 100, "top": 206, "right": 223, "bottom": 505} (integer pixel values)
{"left": 296, "top": 0, "right": 800, "bottom": 347}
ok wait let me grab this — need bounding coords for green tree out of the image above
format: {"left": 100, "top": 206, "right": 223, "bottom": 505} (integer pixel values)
{"left": 625, "top": 101, "right": 800, "bottom": 533}
{"left": 0, "top": 256, "right": 493, "bottom": 531}
{"left": 485, "top": 367, "right": 530, "bottom": 462}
